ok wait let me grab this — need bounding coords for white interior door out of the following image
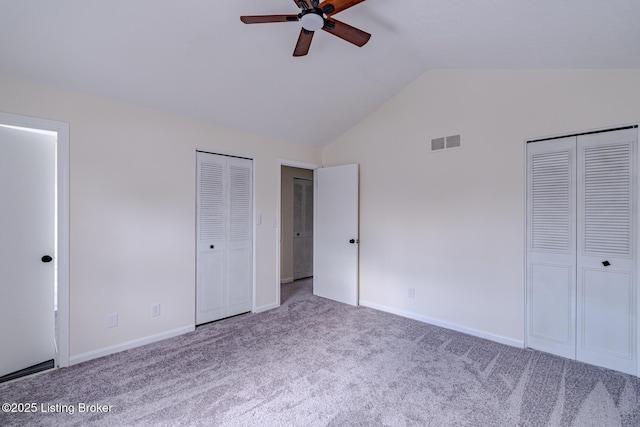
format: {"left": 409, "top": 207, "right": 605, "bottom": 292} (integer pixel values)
{"left": 196, "top": 153, "right": 226, "bottom": 324}
{"left": 293, "top": 178, "right": 313, "bottom": 280}
{"left": 196, "top": 152, "right": 253, "bottom": 325}
{"left": 0, "top": 126, "right": 56, "bottom": 378}
{"left": 576, "top": 128, "right": 637, "bottom": 375}
{"left": 526, "top": 136, "right": 577, "bottom": 359}
{"left": 314, "top": 164, "right": 359, "bottom": 306}
{"left": 226, "top": 158, "right": 253, "bottom": 315}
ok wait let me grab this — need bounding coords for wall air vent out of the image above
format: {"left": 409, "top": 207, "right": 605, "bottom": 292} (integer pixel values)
{"left": 431, "top": 135, "right": 461, "bottom": 152}
{"left": 446, "top": 135, "right": 461, "bottom": 149}
{"left": 431, "top": 137, "right": 445, "bottom": 151}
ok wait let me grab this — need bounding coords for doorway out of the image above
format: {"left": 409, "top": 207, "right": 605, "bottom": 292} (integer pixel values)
{"left": 280, "top": 166, "right": 314, "bottom": 286}
{"left": 0, "top": 112, "right": 69, "bottom": 382}
{"left": 279, "top": 162, "right": 317, "bottom": 304}
{"left": 278, "top": 161, "right": 360, "bottom": 307}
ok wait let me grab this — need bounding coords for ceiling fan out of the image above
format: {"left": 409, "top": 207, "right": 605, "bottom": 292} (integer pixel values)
{"left": 240, "top": 0, "right": 371, "bottom": 57}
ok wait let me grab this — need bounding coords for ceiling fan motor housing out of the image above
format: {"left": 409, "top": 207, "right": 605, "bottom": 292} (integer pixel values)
{"left": 300, "top": 11, "right": 324, "bottom": 31}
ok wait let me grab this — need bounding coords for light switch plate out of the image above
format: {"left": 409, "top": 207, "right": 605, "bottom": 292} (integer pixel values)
{"left": 107, "top": 313, "right": 118, "bottom": 328}
{"left": 151, "top": 304, "right": 161, "bottom": 317}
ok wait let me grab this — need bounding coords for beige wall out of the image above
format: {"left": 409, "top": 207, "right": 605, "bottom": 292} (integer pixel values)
{"left": 280, "top": 166, "right": 314, "bottom": 282}
{"left": 4, "top": 68, "right": 640, "bottom": 362}
{"left": 0, "top": 73, "right": 322, "bottom": 361}
{"left": 323, "top": 69, "right": 640, "bottom": 345}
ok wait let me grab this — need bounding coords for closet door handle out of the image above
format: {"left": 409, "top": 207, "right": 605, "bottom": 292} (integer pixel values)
{"left": 602, "top": 260, "right": 611, "bottom": 267}
{"left": 41, "top": 255, "right": 53, "bottom": 263}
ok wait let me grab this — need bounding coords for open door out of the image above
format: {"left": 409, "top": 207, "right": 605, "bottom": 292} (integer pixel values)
{"left": 0, "top": 125, "right": 56, "bottom": 379}
{"left": 314, "top": 164, "right": 359, "bottom": 306}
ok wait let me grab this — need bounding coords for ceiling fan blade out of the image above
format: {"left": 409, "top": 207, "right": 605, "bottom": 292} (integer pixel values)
{"left": 240, "top": 15, "right": 299, "bottom": 24}
{"left": 319, "top": 0, "right": 365, "bottom": 16}
{"left": 293, "top": 29, "right": 315, "bottom": 57}
{"left": 322, "top": 17, "right": 370, "bottom": 47}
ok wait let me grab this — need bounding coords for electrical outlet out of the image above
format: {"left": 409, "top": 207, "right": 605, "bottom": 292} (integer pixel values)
{"left": 152, "top": 303, "right": 161, "bottom": 317}
{"left": 107, "top": 313, "right": 118, "bottom": 328}
{"left": 408, "top": 288, "right": 415, "bottom": 299}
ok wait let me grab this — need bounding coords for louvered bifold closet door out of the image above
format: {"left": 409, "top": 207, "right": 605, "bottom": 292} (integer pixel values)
{"left": 526, "top": 137, "right": 577, "bottom": 359}
{"left": 196, "top": 153, "right": 227, "bottom": 324}
{"left": 293, "top": 178, "right": 313, "bottom": 280}
{"left": 576, "top": 128, "right": 637, "bottom": 375}
{"left": 226, "top": 157, "right": 253, "bottom": 316}
{"left": 196, "top": 152, "right": 253, "bottom": 325}
{"left": 301, "top": 179, "right": 314, "bottom": 278}
{"left": 293, "top": 179, "right": 304, "bottom": 280}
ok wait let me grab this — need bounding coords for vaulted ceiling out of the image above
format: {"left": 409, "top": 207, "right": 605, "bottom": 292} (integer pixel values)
{"left": 1, "top": 1, "right": 639, "bottom": 147}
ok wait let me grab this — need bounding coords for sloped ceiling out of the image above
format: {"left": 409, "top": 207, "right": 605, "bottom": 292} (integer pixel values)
{"left": 1, "top": 0, "right": 639, "bottom": 147}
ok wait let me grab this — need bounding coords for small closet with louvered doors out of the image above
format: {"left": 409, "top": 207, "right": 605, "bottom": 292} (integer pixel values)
{"left": 196, "top": 151, "right": 253, "bottom": 324}
{"left": 526, "top": 126, "right": 638, "bottom": 375}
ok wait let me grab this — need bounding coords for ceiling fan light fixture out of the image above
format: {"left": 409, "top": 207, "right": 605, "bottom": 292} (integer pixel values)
{"left": 300, "top": 13, "right": 324, "bottom": 31}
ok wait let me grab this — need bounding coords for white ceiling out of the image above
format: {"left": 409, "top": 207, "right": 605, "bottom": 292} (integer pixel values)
{"left": 1, "top": 1, "right": 639, "bottom": 147}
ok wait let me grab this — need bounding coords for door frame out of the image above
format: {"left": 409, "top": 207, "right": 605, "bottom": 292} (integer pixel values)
{"left": 523, "top": 122, "right": 640, "bottom": 376}
{"left": 0, "top": 111, "right": 70, "bottom": 368}
{"left": 277, "top": 159, "right": 320, "bottom": 307}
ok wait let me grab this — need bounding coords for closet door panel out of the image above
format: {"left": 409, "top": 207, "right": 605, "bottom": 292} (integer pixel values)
{"left": 582, "top": 269, "right": 633, "bottom": 357}
{"left": 293, "top": 178, "right": 313, "bottom": 280}
{"left": 530, "top": 263, "right": 573, "bottom": 345}
{"left": 526, "top": 137, "right": 577, "bottom": 359}
{"left": 577, "top": 128, "right": 637, "bottom": 375}
{"left": 226, "top": 157, "right": 253, "bottom": 316}
{"left": 228, "top": 248, "right": 252, "bottom": 309}
{"left": 197, "top": 251, "right": 225, "bottom": 321}
{"left": 196, "top": 154, "right": 227, "bottom": 324}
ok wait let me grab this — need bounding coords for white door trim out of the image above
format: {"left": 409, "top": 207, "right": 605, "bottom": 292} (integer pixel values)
{"left": 276, "top": 159, "right": 320, "bottom": 309}
{"left": 0, "top": 111, "right": 70, "bottom": 368}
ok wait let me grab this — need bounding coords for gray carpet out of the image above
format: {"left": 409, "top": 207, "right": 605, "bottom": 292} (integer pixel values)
{"left": 2, "top": 278, "right": 640, "bottom": 426}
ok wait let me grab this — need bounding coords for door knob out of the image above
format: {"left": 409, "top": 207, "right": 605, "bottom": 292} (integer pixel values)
{"left": 41, "top": 255, "right": 53, "bottom": 263}
{"left": 349, "top": 239, "right": 358, "bottom": 244}
{"left": 602, "top": 260, "right": 610, "bottom": 267}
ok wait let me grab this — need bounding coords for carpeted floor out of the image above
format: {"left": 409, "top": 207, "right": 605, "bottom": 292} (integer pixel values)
{"left": 2, "top": 278, "right": 640, "bottom": 426}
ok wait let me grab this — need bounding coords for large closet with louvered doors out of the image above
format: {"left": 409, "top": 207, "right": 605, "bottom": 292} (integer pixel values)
{"left": 526, "top": 126, "right": 639, "bottom": 375}
{"left": 196, "top": 151, "right": 253, "bottom": 325}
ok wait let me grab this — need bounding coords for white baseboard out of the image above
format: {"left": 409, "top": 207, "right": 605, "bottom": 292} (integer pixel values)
{"left": 280, "top": 277, "right": 294, "bottom": 284}
{"left": 359, "top": 300, "right": 524, "bottom": 349}
{"left": 68, "top": 325, "right": 195, "bottom": 366}
{"left": 254, "top": 301, "right": 279, "bottom": 313}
